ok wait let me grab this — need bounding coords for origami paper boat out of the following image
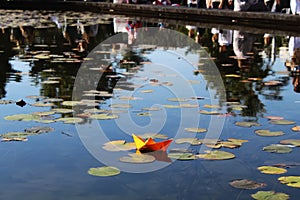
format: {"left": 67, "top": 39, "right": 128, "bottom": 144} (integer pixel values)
{"left": 132, "top": 134, "right": 172, "bottom": 152}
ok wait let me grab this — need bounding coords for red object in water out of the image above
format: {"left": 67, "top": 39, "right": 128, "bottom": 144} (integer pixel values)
{"left": 132, "top": 134, "right": 172, "bottom": 152}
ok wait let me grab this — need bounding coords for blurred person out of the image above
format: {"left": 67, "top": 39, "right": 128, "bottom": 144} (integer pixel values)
{"left": 290, "top": 0, "right": 300, "bottom": 14}
{"left": 234, "top": 0, "right": 268, "bottom": 11}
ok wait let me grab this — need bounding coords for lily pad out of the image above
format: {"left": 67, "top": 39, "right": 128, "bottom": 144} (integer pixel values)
{"left": 42, "top": 98, "right": 64, "bottom": 103}
{"left": 31, "top": 102, "right": 54, "bottom": 107}
{"left": 0, "top": 100, "right": 15, "bottom": 104}
{"left": 199, "top": 110, "right": 220, "bottom": 115}
{"left": 138, "top": 133, "right": 169, "bottom": 139}
{"left": 89, "top": 114, "right": 119, "bottom": 120}
{"left": 168, "top": 152, "right": 197, "bottom": 160}
{"left": 291, "top": 126, "right": 300, "bottom": 132}
{"left": 197, "top": 150, "right": 235, "bottom": 160}
{"left": 102, "top": 140, "right": 136, "bottom": 151}
{"left": 265, "top": 116, "right": 284, "bottom": 120}
{"left": 251, "top": 191, "right": 289, "bottom": 200}
{"left": 137, "top": 112, "right": 151, "bottom": 116}
{"left": 179, "top": 104, "right": 199, "bottom": 108}
{"left": 229, "top": 179, "right": 266, "bottom": 189}
{"left": 278, "top": 176, "right": 300, "bottom": 188}
{"left": 119, "top": 153, "right": 155, "bottom": 163}
{"left": 263, "top": 145, "right": 292, "bottom": 154}
{"left": 257, "top": 166, "right": 287, "bottom": 174}
{"left": 280, "top": 139, "right": 300, "bottom": 147}
{"left": 55, "top": 117, "right": 84, "bottom": 124}
{"left": 88, "top": 166, "right": 120, "bottom": 177}
{"left": 0, "top": 132, "right": 30, "bottom": 139}
{"left": 140, "top": 90, "right": 153, "bottom": 93}
{"left": 51, "top": 108, "right": 74, "bottom": 114}
{"left": 110, "top": 104, "right": 132, "bottom": 108}
{"left": 61, "top": 101, "right": 82, "bottom": 106}
{"left": 25, "top": 126, "right": 54, "bottom": 134}
{"left": 235, "top": 121, "right": 261, "bottom": 127}
{"left": 41, "top": 80, "right": 60, "bottom": 84}
{"left": 204, "top": 104, "right": 220, "bottom": 109}
{"left": 2, "top": 137, "right": 28, "bottom": 142}
{"left": 4, "top": 114, "right": 40, "bottom": 121}
{"left": 163, "top": 104, "right": 180, "bottom": 108}
{"left": 269, "top": 120, "right": 296, "bottom": 125}
{"left": 184, "top": 128, "right": 207, "bottom": 133}
{"left": 255, "top": 130, "right": 285, "bottom": 137}
{"left": 167, "top": 98, "right": 188, "bottom": 102}
{"left": 32, "top": 111, "right": 55, "bottom": 116}
{"left": 175, "top": 138, "right": 202, "bottom": 145}
{"left": 142, "top": 107, "right": 161, "bottom": 111}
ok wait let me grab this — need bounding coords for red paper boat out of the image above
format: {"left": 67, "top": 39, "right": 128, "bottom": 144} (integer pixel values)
{"left": 132, "top": 134, "right": 172, "bottom": 152}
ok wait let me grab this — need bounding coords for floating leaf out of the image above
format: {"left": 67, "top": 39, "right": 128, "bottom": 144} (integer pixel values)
{"left": 269, "top": 120, "right": 296, "bottom": 125}
{"left": 32, "top": 111, "right": 55, "bottom": 116}
{"left": 199, "top": 110, "right": 220, "bottom": 115}
{"left": 2, "top": 137, "right": 28, "bottom": 142}
{"left": 89, "top": 114, "right": 119, "bottom": 120}
{"left": 142, "top": 107, "right": 161, "bottom": 111}
{"left": 168, "top": 152, "right": 197, "bottom": 160}
{"left": 225, "top": 74, "right": 241, "bottom": 78}
{"left": 4, "top": 114, "right": 40, "bottom": 121}
{"left": 280, "top": 139, "right": 300, "bottom": 147}
{"left": 175, "top": 138, "right": 202, "bottom": 145}
{"left": 0, "top": 100, "right": 15, "bottom": 104}
{"left": 167, "top": 98, "right": 188, "bottom": 102}
{"left": 137, "top": 133, "right": 169, "bottom": 139}
{"left": 110, "top": 104, "right": 132, "bottom": 108}
{"left": 88, "top": 166, "right": 120, "bottom": 177}
{"left": 119, "top": 153, "right": 155, "bottom": 163}
{"left": 204, "top": 104, "right": 220, "bottom": 109}
{"left": 227, "top": 138, "right": 248, "bottom": 146}
{"left": 180, "top": 104, "right": 199, "bottom": 108}
{"left": 263, "top": 145, "right": 292, "bottom": 154}
{"left": 51, "top": 108, "right": 74, "bottom": 114}
{"left": 255, "top": 130, "right": 285, "bottom": 137}
{"left": 265, "top": 116, "right": 284, "bottom": 120}
{"left": 163, "top": 104, "right": 180, "bottom": 108}
{"left": 43, "top": 98, "right": 64, "bottom": 103}
{"left": 140, "top": 90, "right": 153, "bottom": 93}
{"left": 56, "top": 117, "right": 84, "bottom": 124}
{"left": 41, "top": 80, "right": 59, "bottom": 84}
{"left": 229, "top": 179, "right": 266, "bottom": 189}
{"left": 0, "top": 132, "right": 29, "bottom": 139}
{"left": 83, "top": 108, "right": 107, "bottom": 114}
{"left": 235, "top": 121, "right": 261, "bottom": 127}
{"left": 291, "top": 126, "right": 300, "bottom": 132}
{"left": 137, "top": 112, "right": 151, "bottom": 116}
{"left": 61, "top": 101, "right": 82, "bottom": 106}
{"left": 102, "top": 140, "right": 136, "bottom": 151}
{"left": 197, "top": 150, "right": 235, "bottom": 160}
{"left": 251, "top": 191, "right": 289, "bottom": 200}
{"left": 278, "top": 176, "right": 300, "bottom": 188}
{"left": 25, "top": 95, "right": 45, "bottom": 100}
{"left": 184, "top": 128, "right": 207, "bottom": 133}
{"left": 25, "top": 126, "right": 54, "bottom": 134}
{"left": 119, "top": 96, "right": 141, "bottom": 100}
{"left": 257, "top": 166, "right": 287, "bottom": 175}
{"left": 31, "top": 102, "right": 54, "bottom": 107}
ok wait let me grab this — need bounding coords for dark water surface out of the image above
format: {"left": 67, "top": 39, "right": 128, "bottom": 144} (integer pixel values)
{"left": 0, "top": 9, "right": 300, "bottom": 200}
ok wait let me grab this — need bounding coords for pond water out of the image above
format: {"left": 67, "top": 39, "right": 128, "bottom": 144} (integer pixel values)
{"left": 0, "top": 9, "right": 300, "bottom": 200}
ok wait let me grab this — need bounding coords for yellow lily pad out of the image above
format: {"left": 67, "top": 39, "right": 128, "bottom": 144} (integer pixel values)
{"left": 175, "top": 138, "right": 202, "bottom": 145}
{"left": 269, "top": 119, "right": 296, "bottom": 125}
{"left": 61, "top": 101, "right": 82, "bottom": 106}
{"left": 89, "top": 114, "right": 119, "bottom": 120}
{"left": 119, "top": 153, "right": 155, "bottom": 163}
{"left": 257, "top": 166, "right": 287, "bottom": 174}
{"left": 4, "top": 114, "right": 40, "bottom": 121}
{"left": 167, "top": 98, "right": 188, "bottom": 102}
{"left": 140, "top": 90, "right": 153, "bottom": 93}
{"left": 197, "top": 150, "right": 235, "bottom": 160}
{"left": 55, "top": 117, "right": 84, "bottom": 124}
{"left": 51, "top": 108, "right": 74, "bottom": 114}
{"left": 179, "top": 104, "right": 199, "bottom": 108}
{"left": 88, "top": 166, "right": 120, "bottom": 177}
{"left": 278, "top": 176, "right": 300, "bottom": 188}
{"left": 291, "top": 126, "right": 300, "bottom": 132}
{"left": 251, "top": 191, "right": 289, "bottom": 200}
{"left": 102, "top": 140, "right": 136, "bottom": 151}
{"left": 32, "top": 111, "right": 55, "bottom": 116}
{"left": 204, "top": 104, "right": 220, "bottom": 109}
{"left": 199, "top": 110, "right": 220, "bottom": 115}
{"left": 163, "top": 104, "right": 180, "bottom": 108}
{"left": 31, "top": 102, "right": 54, "bottom": 107}
{"left": 137, "top": 133, "right": 169, "bottom": 139}
{"left": 110, "top": 104, "right": 132, "bottom": 108}
{"left": 255, "top": 129, "right": 285, "bottom": 137}
{"left": 142, "top": 107, "right": 161, "bottom": 111}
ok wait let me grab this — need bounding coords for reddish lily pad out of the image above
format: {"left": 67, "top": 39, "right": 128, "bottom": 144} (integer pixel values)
{"left": 229, "top": 179, "right": 266, "bottom": 189}
{"left": 280, "top": 139, "right": 300, "bottom": 147}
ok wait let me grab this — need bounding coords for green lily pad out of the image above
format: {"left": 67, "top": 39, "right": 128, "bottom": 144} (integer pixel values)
{"left": 89, "top": 114, "right": 119, "bottom": 120}
{"left": 175, "top": 138, "right": 202, "bottom": 145}
{"left": 280, "top": 139, "right": 300, "bottom": 147}
{"left": 61, "top": 101, "right": 82, "bottom": 106}
{"left": 102, "top": 140, "right": 136, "bottom": 152}
{"left": 251, "top": 191, "right": 289, "bottom": 200}
{"left": 184, "top": 128, "right": 207, "bottom": 133}
{"left": 291, "top": 126, "right": 300, "bottom": 132}
{"left": 4, "top": 114, "right": 40, "bottom": 121}
{"left": 167, "top": 98, "right": 188, "bottom": 102}
{"left": 140, "top": 90, "right": 153, "bottom": 93}
{"left": 142, "top": 107, "right": 161, "bottom": 111}
{"left": 0, "top": 132, "right": 30, "bottom": 139}
{"left": 56, "top": 117, "right": 84, "bottom": 124}
{"left": 88, "top": 166, "right": 120, "bottom": 177}
{"left": 179, "top": 104, "right": 198, "bottom": 108}
{"left": 227, "top": 138, "right": 248, "bottom": 146}
{"left": 119, "top": 96, "right": 141, "bottom": 100}
{"left": 25, "top": 95, "right": 45, "bottom": 100}
{"left": 83, "top": 108, "right": 108, "bottom": 114}
{"left": 269, "top": 120, "right": 296, "bottom": 125}
{"left": 257, "top": 166, "right": 287, "bottom": 174}
{"left": 42, "top": 98, "right": 64, "bottom": 103}
{"left": 263, "top": 145, "right": 292, "bottom": 154}
{"left": 119, "top": 153, "right": 155, "bottom": 163}
{"left": 197, "top": 150, "right": 235, "bottom": 160}
{"left": 168, "top": 152, "right": 197, "bottom": 160}
{"left": 51, "top": 108, "right": 74, "bottom": 114}
{"left": 235, "top": 121, "right": 261, "bottom": 127}
{"left": 31, "top": 102, "right": 54, "bottom": 107}
{"left": 229, "top": 179, "right": 266, "bottom": 189}
{"left": 278, "top": 176, "right": 300, "bottom": 188}
{"left": 220, "top": 138, "right": 248, "bottom": 149}
{"left": 255, "top": 130, "right": 285, "bottom": 137}
{"left": 32, "top": 111, "right": 55, "bottom": 116}
{"left": 199, "top": 110, "right": 220, "bottom": 115}
{"left": 2, "top": 137, "right": 28, "bottom": 142}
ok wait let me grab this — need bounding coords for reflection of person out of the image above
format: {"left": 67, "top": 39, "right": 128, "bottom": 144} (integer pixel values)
{"left": 290, "top": 0, "right": 300, "bottom": 14}
{"left": 293, "top": 75, "right": 300, "bottom": 92}
{"left": 287, "top": 36, "right": 300, "bottom": 72}
{"left": 126, "top": 20, "right": 142, "bottom": 45}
